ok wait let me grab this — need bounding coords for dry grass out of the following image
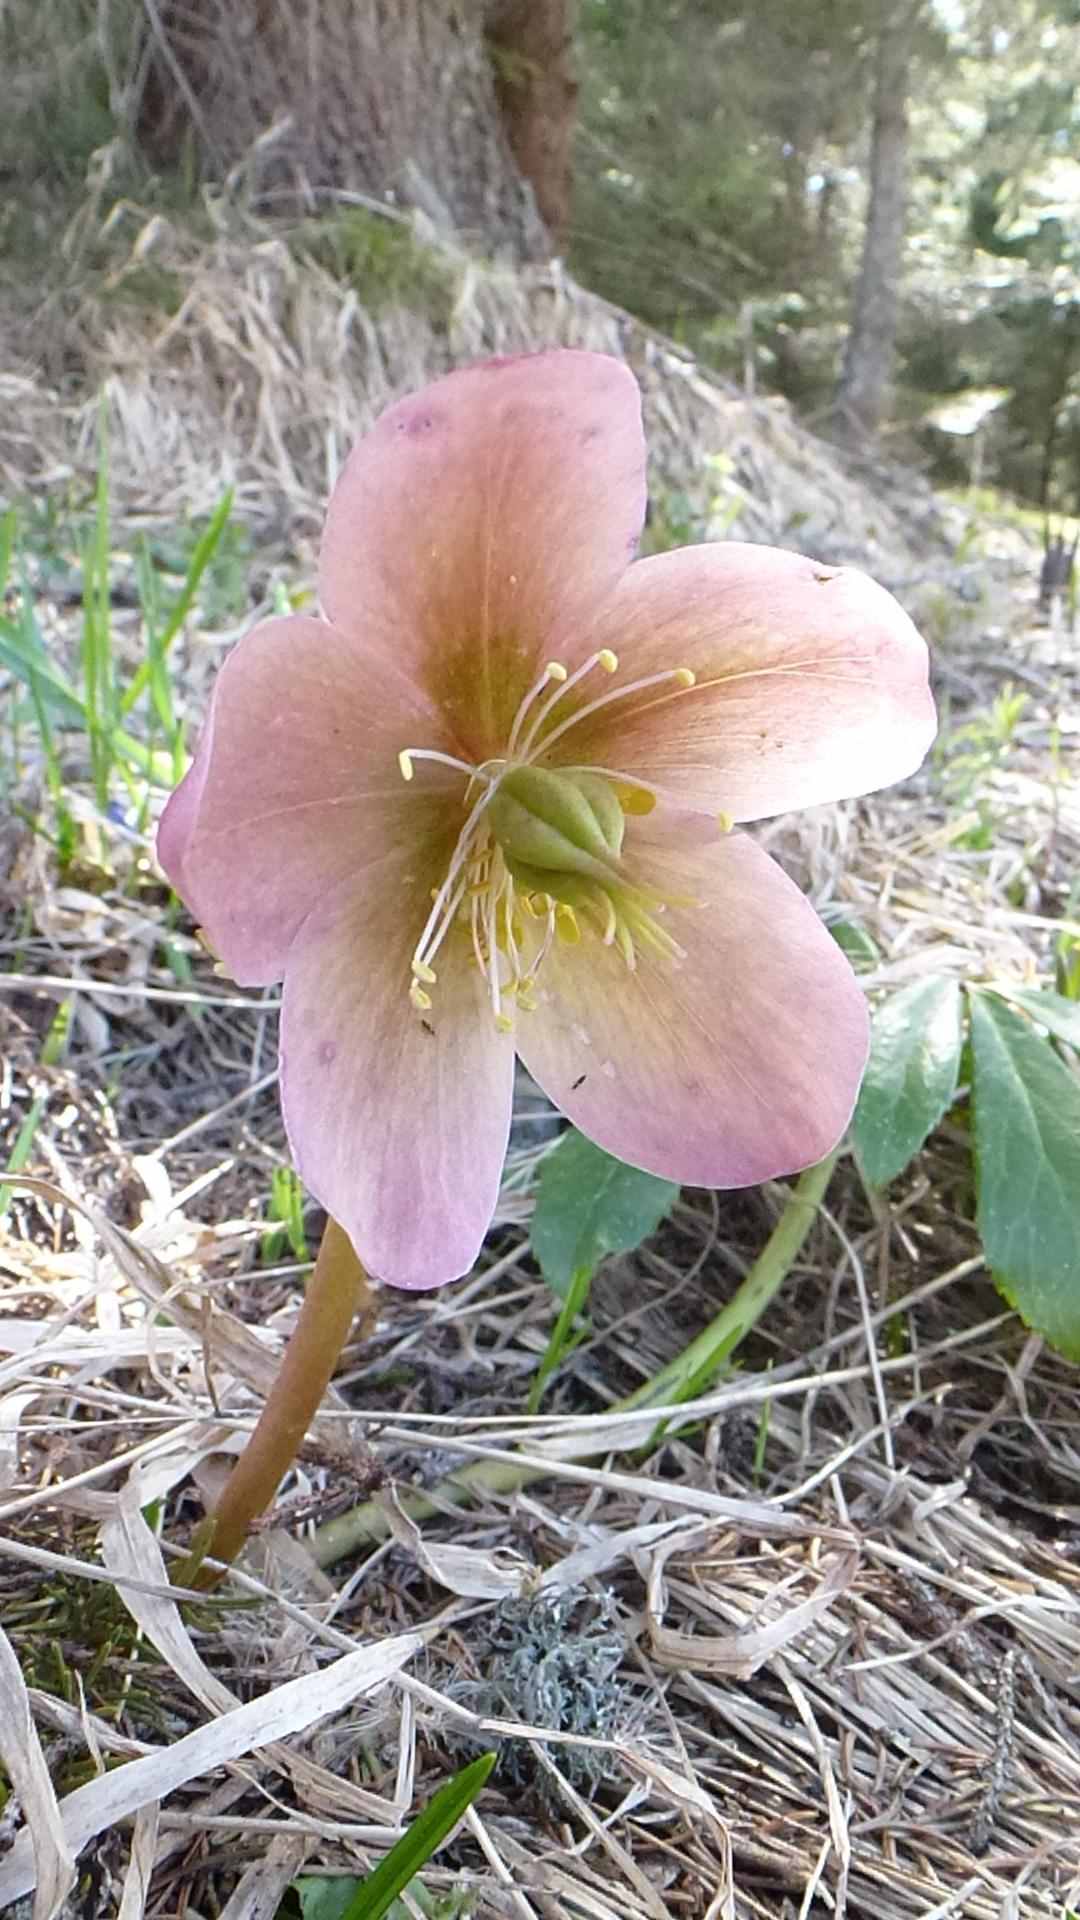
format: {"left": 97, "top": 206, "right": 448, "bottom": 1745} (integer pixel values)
{"left": 2, "top": 204, "right": 1080, "bottom": 1919}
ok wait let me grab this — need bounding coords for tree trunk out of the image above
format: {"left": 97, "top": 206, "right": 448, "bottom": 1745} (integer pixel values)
{"left": 834, "top": 3, "right": 923, "bottom": 444}
{"left": 134, "top": 0, "right": 548, "bottom": 261}
{"left": 486, "top": 0, "right": 578, "bottom": 253}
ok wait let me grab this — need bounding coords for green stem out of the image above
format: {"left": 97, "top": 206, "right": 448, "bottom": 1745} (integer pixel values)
{"left": 312, "top": 1152, "right": 838, "bottom": 1568}
{"left": 181, "top": 1217, "right": 368, "bottom": 1586}
{"left": 620, "top": 1149, "right": 839, "bottom": 1411}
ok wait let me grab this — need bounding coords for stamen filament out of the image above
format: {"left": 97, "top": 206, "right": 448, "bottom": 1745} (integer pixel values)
{"left": 516, "top": 648, "right": 620, "bottom": 760}
{"left": 410, "top": 783, "right": 498, "bottom": 973}
{"left": 415, "top": 870, "right": 471, "bottom": 974}
{"left": 485, "top": 872, "right": 502, "bottom": 1018}
{"left": 505, "top": 660, "right": 568, "bottom": 758}
{"left": 531, "top": 666, "right": 697, "bottom": 760}
{"left": 398, "top": 748, "right": 484, "bottom": 782}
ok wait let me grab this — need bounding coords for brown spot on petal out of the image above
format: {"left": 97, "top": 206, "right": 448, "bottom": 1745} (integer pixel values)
{"left": 318, "top": 1038, "right": 337, "bottom": 1066}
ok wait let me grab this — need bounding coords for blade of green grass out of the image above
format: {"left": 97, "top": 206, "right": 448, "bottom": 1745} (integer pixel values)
{"left": 81, "top": 421, "right": 117, "bottom": 807}
{"left": 0, "top": 506, "right": 16, "bottom": 596}
{"left": 337, "top": 1753, "right": 496, "bottom": 1920}
{"left": 0, "top": 553, "right": 86, "bottom": 727}
{"left": 0, "top": 1092, "right": 47, "bottom": 1219}
{"left": 120, "top": 490, "right": 234, "bottom": 716}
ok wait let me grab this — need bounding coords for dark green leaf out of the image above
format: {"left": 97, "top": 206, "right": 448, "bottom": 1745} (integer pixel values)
{"left": 531, "top": 1129, "right": 678, "bottom": 1300}
{"left": 297, "top": 1880, "right": 355, "bottom": 1920}
{"left": 970, "top": 992, "right": 1080, "bottom": 1360}
{"left": 853, "top": 977, "right": 964, "bottom": 1186}
{"left": 829, "top": 919, "right": 881, "bottom": 970}
{"left": 986, "top": 983, "right": 1080, "bottom": 1054}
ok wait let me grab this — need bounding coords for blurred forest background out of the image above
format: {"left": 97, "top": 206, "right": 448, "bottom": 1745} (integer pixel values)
{"left": 4, "top": 0, "right": 1080, "bottom": 513}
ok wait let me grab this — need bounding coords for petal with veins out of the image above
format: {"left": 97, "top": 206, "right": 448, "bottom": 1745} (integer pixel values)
{"left": 158, "top": 615, "right": 456, "bottom": 986}
{"left": 563, "top": 543, "right": 935, "bottom": 819}
{"left": 516, "top": 830, "right": 868, "bottom": 1188}
{"left": 320, "top": 352, "right": 647, "bottom": 763}
{"left": 280, "top": 861, "right": 515, "bottom": 1290}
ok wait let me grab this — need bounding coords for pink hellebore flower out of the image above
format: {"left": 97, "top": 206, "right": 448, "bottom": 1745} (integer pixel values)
{"left": 159, "top": 351, "right": 935, "bottom": 1290}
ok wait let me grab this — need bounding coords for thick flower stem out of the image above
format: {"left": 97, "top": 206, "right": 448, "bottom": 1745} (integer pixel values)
{"left": 181, "top": 1217, "right": 368, "bottom": 1586}
{"left": 311, "top": 1153, "right": 838, "bottom": 1568}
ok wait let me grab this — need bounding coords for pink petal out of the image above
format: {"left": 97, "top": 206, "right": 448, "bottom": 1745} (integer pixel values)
{"left": 280, "top": 872, "right": 515, "bottom": 1290}
{"left": 320, "top": 351, "right": 647, "bottom": 764}
{"left": 158, "top": 702, "right": 214, "bottom": 905}
{"left": 156, "top": 614, "right": 457, "bottom": 986}
{"left": 562, "top": 543, "right": 935, "bottom": 819}
{"left": 515, "top": 830, "right": 868, "bottom": 1187}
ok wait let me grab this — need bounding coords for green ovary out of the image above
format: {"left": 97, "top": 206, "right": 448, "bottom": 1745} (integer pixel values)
{"left": 488, "top": 765, "right": 687, "bottom": 972}
{"left": 487, "top": 764, "right": 626, "bottom": 876}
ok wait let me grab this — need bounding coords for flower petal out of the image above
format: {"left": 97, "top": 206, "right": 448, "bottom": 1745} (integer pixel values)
{"left": 157, "top": 614, "right": 457, "bottom": 986}
{"left": 280, "top": 868, "right": 515, "bottom": 1290}
{"left": 320, "top": 351, "right": 647, "bottom": 763}
{"left": 515, "top": 830, "right": 868, "bottom": 1187}
{"left": 563, "top": 543, "right": 935, "bottom": 818}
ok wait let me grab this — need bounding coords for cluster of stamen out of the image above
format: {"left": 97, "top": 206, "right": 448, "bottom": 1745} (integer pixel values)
{"left": 398, "top": 649, "right": 701, "bottom": 1028}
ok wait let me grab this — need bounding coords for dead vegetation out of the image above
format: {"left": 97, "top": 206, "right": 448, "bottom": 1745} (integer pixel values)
{"left": 2, "top": 202, "right": 1080, "bottom": 1919}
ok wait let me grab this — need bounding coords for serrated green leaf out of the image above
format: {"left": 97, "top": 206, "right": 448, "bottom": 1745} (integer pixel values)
{"left": 970, "top": 992, "right": 1080, "bottom": 1360}
{"left": 853, "top": 976, "right": 964, "bottom": 1186}
{"left": 986, "top": 983, "right": 1080, "bottom": 1054}
{"left": 530, "top": 1129, "right": 678, "bottom": 1300}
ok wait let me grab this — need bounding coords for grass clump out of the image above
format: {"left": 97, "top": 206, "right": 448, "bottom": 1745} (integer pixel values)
{"left": 288, "top": 207, "right": 456, "bottom": 319}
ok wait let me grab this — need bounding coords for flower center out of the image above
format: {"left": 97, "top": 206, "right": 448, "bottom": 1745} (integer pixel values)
{"left": 398, "top": 650, "right": 701, "bottom": 1029}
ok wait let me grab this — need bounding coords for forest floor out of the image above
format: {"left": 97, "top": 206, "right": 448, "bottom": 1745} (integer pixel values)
{"left": 2, "top": 210, "right": 1080, "bottom": 1920}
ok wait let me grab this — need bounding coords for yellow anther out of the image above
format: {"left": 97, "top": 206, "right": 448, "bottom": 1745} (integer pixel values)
{"left": 518, "top": 992, "right": 539, "bottom": 1012}
{"left": 532, "top": 891, "right": 554, "bottom": 914}
{"left": 674, "top": 667, "right": 696, "bottom": 688}
{"left": 597, "top": 649, "right": 619, "bottom": 673}
{"left": 717, "top": 810, "right": 734, "bottom": 834}
{"left": 544, "top": 661, "right": 569, "bottom": 683}
{"left": 411, "top": 959, "right": 437, "bottom": 984}
{"left": 616, "top": 784, "right": 656, "bottom": 816}
{"left": 519, "top": 892, "right": 539, "bottom": 919}
{"left": 495, "top": 1011, "right": 515, "bottom": 1033}
{"left": 409, "top": 981, "right": 433, "bottom": 1012}
{"left": 555, "top": 903, "right": 581, "bottom": 944}
{"left": 398, "top": 749, "right": 414, "bottom": 780}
